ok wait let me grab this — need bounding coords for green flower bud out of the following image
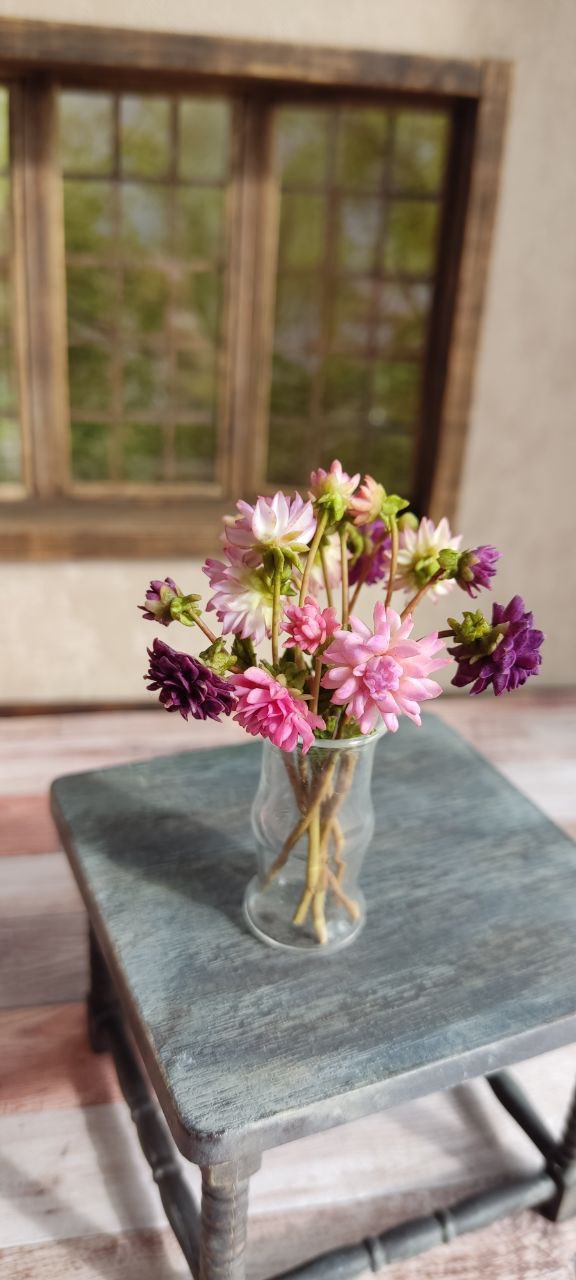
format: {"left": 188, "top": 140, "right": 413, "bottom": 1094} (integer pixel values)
{"left": 437, "top": 548, "right": 462, "bottom": 578}
{"left": 199, "top": 639, "right": 237, "bottom": 676}
{"left": 397, "top": 511, "right": 419, "bottom": 532}
{"left": 448, "top": 610, "right": 491, "bottom": 645}
{"left": 380, "top": 492, "right": 410, "bottom": 528}
{"left": 169, "top": 593, "right": 202, "bottom": 626}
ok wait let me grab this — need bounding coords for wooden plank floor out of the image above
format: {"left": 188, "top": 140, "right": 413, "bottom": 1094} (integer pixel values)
{"left": 1, "top": 693, "right": 576, "bottom": 1279}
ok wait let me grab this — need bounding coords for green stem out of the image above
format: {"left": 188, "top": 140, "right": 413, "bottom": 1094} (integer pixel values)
{"left": 320, "top": 544, "right": 334, "bottom": 608}
{"left": 339, "top": 525, "right": 349, "bottom": 628}
{"left": 271, "top": 550, "right": 283, "bottom": 668}
{"left": 385, "top": 518, "right": 398, "bottom": 609}
{"left": 299, "top": 510, "right": 328, "bottom": 605}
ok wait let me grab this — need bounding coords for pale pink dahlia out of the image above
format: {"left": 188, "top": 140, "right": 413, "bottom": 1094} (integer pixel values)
{"left": 203, "top": 550, "right": 273, "bottom": 644}
{"left": 396, "top": 517, "right": 462, "bottom": 600}
{"left": 232, "top": 667, "right": 325, "bottom": 753}
{"left": 309, "top": 459, "right": 360, "bottom": 504}
{"left": 322, "top": 601, "right": 449, "bottom": 733}
{"left": 283, "top": 595, "right": 338, "bottom": 654}
{"left": 224, "top": 492, "right": 316, "bottom": 564}
{"left": 348, "top": 475, "right": 385, "bottom": 526}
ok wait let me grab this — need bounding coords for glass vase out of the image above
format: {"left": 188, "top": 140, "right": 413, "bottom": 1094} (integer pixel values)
{"left": 243, "top": 725, "right": 386, "bottom": 953}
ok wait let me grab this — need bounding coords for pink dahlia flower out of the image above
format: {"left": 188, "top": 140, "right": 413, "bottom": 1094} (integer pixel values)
{"left": 309, "top": 459, "right": 360, "bottom": 503}
{"left": 283, "top": 595, "right": 338, "bottom": 654}
{"left": 232, "top": 667, "right": 325, "bottom": 753}
{"left": 322, "top": 601, "right": 450, "bottom": 733}
{"left": 224, "top": 492, "right": 316, "bottom": 564}
{"left": 348, "top": 475, "right": 385, "bottom": 526}
{"left": 203, "top": 550, "right": 273, "bottom": 644}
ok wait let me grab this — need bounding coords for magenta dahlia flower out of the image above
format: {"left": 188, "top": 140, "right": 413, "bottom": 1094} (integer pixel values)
{"left": 322, "top": 602, "right": 449, "bottom": 733}
{"left": 348, "top": 520, "right": 391, "bottom": 587}
{"left": 283, "top": 595, "right": 338, "bottom": 654}
{"left": 456, "top": 545, "right": 500, "bottom": 598}
{"left": 145, "top": 639, "right": 236, "bottom": 721}
{"left": 232, "top": 667, "right": 325, "bottom": 753}
{"left": 139, "top": 577, "right": 181, "bottom": 625}
{"left": 450, "top": 595, "right": 544, "bottom": 695}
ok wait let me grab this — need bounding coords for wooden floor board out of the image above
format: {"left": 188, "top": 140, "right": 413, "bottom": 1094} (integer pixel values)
{"left": 0, "top": 695, "right": 575, "bottom": 1278}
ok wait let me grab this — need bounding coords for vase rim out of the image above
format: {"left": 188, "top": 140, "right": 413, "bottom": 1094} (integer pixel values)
{"left": 302, "top": 719, "right": 387, "bottom": 752}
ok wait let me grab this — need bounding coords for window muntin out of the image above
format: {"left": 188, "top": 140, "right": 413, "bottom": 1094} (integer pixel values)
{"left": 0, "top": 87, "right": 23, "bottom": 492}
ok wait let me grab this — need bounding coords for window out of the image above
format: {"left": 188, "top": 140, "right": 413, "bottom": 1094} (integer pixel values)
{"left": 0, "top": 22, "right": 510, "bottom": 557}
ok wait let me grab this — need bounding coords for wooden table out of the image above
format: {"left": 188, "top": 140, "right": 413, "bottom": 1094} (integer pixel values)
{"left": 50, "top": 715, "right": 576, "bottom": 1280}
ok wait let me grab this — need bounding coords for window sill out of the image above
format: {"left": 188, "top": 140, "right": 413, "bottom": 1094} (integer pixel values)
{"left": 0, "top": 497, "right": 232, "bottom": 559}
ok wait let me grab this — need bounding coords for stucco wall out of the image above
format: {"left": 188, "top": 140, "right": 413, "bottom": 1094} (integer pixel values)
{"left": 1, "top": 0, "right": 574, "bottom": 701}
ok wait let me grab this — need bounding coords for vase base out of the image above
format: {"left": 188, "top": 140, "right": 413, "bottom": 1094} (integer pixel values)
{"left": 243, "top": 875, "right": 366, "bottom": 955}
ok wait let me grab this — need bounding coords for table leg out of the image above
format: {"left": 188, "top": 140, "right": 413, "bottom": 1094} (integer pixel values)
{"left": 200, "top": 1158, "right": 260, "bottom": 1280}
{"left": 543, "top": 1077, "right": 576, "bottom": 1221}
{"left": 87, "top": 923, "right": 119, "bottom": 1052}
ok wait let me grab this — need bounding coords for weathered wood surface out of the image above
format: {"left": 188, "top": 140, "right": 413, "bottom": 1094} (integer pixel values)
{"left": 51, "top": 712, "right": 576, "bottom": 1163}
{"left": 2, "top": 695, "right": 576, "bottom": 1279}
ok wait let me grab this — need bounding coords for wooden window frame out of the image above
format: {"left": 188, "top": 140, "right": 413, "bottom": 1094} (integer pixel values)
{"left": 0, "top": 18, "right": 511, "bottom": 560}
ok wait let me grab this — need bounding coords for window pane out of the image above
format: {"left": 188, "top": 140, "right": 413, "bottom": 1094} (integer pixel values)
{"left": 71, "top": 422, "right": 110, "bottom": 482}
{"left": 121, "top": 96, "right": 171, "bottom": 178}
{"left": 275, "top": 108, "right": 328, "bottom": 187}
{"left": 336, "top": 109, "right": 389, "bottom": 191}
{"left": 59, "top": 92, "right": 114, "bottom": 175}
{"left": 0, "top": 417, "right": 21, "bottom": 483}
{"left": 61, "top": 88, "right": 230, "bottom": 490}
{"left": 179, "top": 100, "right": 229, "bottom": 182}
{"left": 278, "top": 195, "right": 325, "bottom": 270}
{"left": 385, "top": 201, "right": 440, "bottom": 275}
{"left": 267, "top": 102, "right": 449, "bottom": 492}
{"left": 392, "top": 112, "right": 449, "bottom": 194}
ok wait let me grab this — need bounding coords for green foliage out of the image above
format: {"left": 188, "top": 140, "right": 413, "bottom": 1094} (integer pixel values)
{"left": 199, "top": 638, "right": 237, "bottom": 675}
{"left": 232, "top": 635, "right": 257, "bottom": 671}
{"left": 448, "top": 610, "right": 491, "bottom": 645}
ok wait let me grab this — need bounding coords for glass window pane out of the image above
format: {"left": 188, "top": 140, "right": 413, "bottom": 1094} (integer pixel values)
{"left": 377, "top": 282, "right": 432, "bottom": 353}
{"left": 123, "top": 268, "right": 170, "bottom": 336}
{"left": 64, "top": 181, "right": 114, "bottom": 254}
{"left": 175, "top": 188, "right": 224, "bottom": 260}
{"left": 336, "top": 109, "right": 389, "bottom": 191}
{"left": 123, "top": 352, "right": 168, "bottom": 414}
{"left": 174, "top": 423, "right": 216, "bottom": 481}
{"left": 392, "top": 112, "right": 449, "bottom": 194}
{"left": 365, "top": 429, "right": 413, "bottom": 490}
{"left": 332, "top": 279, "right": 373, "bottom": 351}
{"left": 71, "top": 421, "right": 110, "bottom": 481}
{"left": 269, "top": 353, "right": 312, "bottom": 418}
{"left": 67, "top": 267, "right": 116, "bottom": 343}
{"left": 0, "top": 418, "right": 21, "bottom": 483}
{"left": 274, "top": 276, "right": 321, "bottom": 356}
{"left": 338, "top": 197, "right": 380, "bottom": 272}
{"left": 268, "top": 420, "right": 309, "bottom": 486}
{"left": 175, "top": 270, "right": 222, "bottom": 346}
{"left": 68, "top": 346, "right": 112, "bottom": 413}
{"left": 0, "top": 88, "right": 8, "bottom": 172}
{"left": 121, "top": 184, "right": 170, "bottom": 253}
{"left": 59, "top": 92, "right": 114, "bottom": 176}
{"left": 384, "top": 201, "right": 440, "bottom": 275}
{"left": 174, "top": 350, "right": 215, "bottom": 416}
{"left": 179, "top": 100, "right": 229, "bottom": 182}
{"left": 122, "top": 424, "right": 165, "bottom": 482}
{"left": 121, "top": 95, "right": 171, "bottom": 179}
{"left": 323, "top": 356, "right": 369, "bottom": 426}
{"left": 278, "top": 194, "right": 325, "bottom": 270}
{"left": 275, "top": 108, "right": 328, "bottom": 187}
{"left": 373, "top": 362, "right": 420, "bottom": 427}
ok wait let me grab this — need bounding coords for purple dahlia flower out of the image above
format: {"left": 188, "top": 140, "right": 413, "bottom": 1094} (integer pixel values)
{"left": 139, "top": 577, "right": 181, "bottom": 626}
{"left": 450, "top": 595, "right": 544, "bottom": 696}
{"left": 145, "top": 639, "right": 237, "bottom": 721}
{"left": 457, "top": 545, "right": 500, "bottom": 598}
{"left": 349, "top": 520, "right": 391, "bottom": 586}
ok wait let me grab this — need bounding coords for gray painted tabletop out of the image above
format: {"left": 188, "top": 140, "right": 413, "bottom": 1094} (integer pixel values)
{"left": 51, "top": 714, "right": 576, "bottom": 1165}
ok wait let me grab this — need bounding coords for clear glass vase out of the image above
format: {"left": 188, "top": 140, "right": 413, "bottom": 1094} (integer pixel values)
{"left": 243, "top": 725, "right": 386, "bottom": 954}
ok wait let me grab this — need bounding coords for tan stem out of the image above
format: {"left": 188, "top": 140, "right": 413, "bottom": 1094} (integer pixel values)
{"left": 349, "top": 565, "right": 369, "bottom": 613}
{"left": 400, "top": 568, "right": 445, "bottom": 621}
{"left": 320, "top": 545, "right": 334, "bottom": 608}
{"left": 385, "top": 518, "right": 398, "bottom": 609}
{"left": 310, "top": 655, "right": 323, "bottom": 717}
{"left": 194, "top": 615, "right": 219, "bottom": 645}
{"left": 263, "top": 756, "right": 336, "bottom": 886}
{"left": 340, "top": 526, "right": 349, "bottom": 628}
{"left": 326, "top": 869, "right": 361, "bottom": 921}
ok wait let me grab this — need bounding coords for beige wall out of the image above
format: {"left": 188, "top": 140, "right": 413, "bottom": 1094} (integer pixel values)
{"left": 1, "top": 0, "right": 575, "bottom": 701}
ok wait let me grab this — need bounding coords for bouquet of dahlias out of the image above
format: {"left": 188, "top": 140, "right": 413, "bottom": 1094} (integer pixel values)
{"left": 140, "top": 461, "right": 543, "bottom": 946}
